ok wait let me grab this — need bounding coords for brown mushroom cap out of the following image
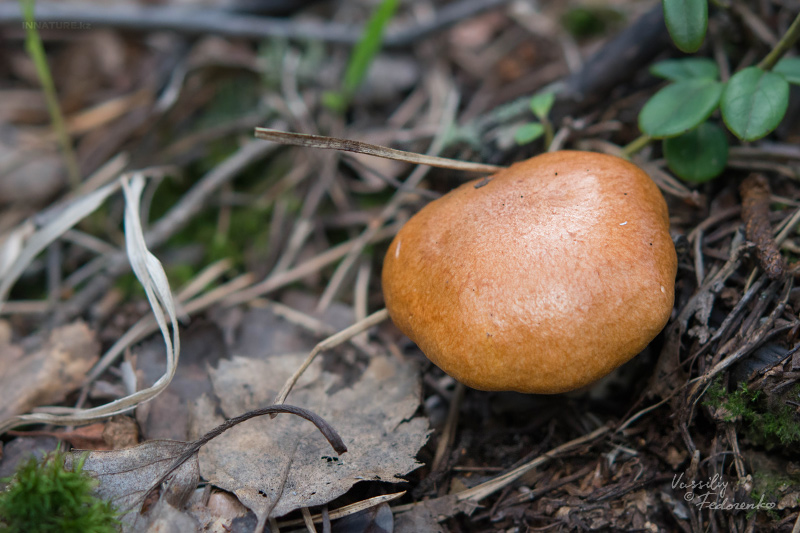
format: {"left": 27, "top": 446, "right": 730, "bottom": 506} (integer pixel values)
{"left": 381, "top": 151, "right": 676, "bottom": 394}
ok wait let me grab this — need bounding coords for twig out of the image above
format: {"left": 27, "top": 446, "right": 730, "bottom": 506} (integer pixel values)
{"left": 775, "top": 207, "right": 800, "bottom": 246}
{"left": 0, "top": 0, "right": 514, "bottom": 48}
{"left": 732, "top": 2, "right": 778, "bottom": 48}
{"left": 222, "top": 222, "right": 402, "bottom": 308}
{"left": 740, "top": 173, "right": 785, "bottom": 279}
{"left": 462, "top": 3, "right": 670, "bottom": 147}
{"left": 142, "top": 404, "right": 346, "bottom": 512}
{"left": 254, "top": 128, "right": 502, "bottom": 174}
{"left": 316, "top": 85, "right": 463, "bottom": 311}
{"left": 689, "top": 277, "right": 793, "bottom": 396}
{"left": 455, "top": 425, "right": 610, "bottom": 503}
{"left": 268, "top": 147, "right": 339, "bottom": 277}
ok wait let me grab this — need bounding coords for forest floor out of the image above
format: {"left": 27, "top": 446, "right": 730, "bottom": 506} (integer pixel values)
{"left": 2, "top": 1, "right": 800, "bottom": 532}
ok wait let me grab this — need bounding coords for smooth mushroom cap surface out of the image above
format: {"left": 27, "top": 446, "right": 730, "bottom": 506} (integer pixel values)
{"left": 381, "top": 151, "right": 677, "bottom": 394}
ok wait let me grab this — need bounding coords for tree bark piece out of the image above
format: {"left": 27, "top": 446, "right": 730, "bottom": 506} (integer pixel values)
{"left": 740, "top": 173, "right": 785, "bottom": 279}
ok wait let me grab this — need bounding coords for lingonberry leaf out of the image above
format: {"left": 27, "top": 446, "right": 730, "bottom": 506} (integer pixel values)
{"left": 720, "top": 67, "right": 789, "bottom": 141}
{"left": 663, "top": 121, "right": 728, "bottom": 183}
{"left": 639, "top": 78, "right": 723, "bottom": 138}
{"left": 774, "top": 57, "right": 800, "bottom": 85}
{"left": 662, "top": 0, "right": 708, "bottom": 53}
{"left": 650, "top": 57, "right": 719, "bottom": 81}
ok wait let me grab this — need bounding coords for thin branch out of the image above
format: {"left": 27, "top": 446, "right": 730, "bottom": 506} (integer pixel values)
{"left": 254, "top": 128, "right": 503, "bottom": 174}
{"left": 141, "top": 404, "right": 347, "bottom": 511}
{"left": 0, "top": 0, "right": 514, "bottom": 48}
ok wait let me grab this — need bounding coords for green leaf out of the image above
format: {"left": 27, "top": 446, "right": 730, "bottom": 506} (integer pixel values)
{"left": 529, "top": 92, "right": 555, "bottom": 120}
{"left": 662, "top": 0, "right": 708, "bottom": 53}
{"left": 324, "top": 0, "right": 399, "bottom": 112}
{"left": 650, "top": 58, "right": 719, "bottom": 81}
{"left": 514, "top": 122, "right": 545, "bottom": 145}
{"left": 342, "top": 0, "right": 399, "bottom": 95}
{"left": 322, "top": 90, "right": 348, "bottom": 113}
{"left": 720, "top": 67, "right": 789, "bottom": 141}
{"left": 774, "top": 57, "right": 800, "bottom": 85}
{"left": 639, "top": 79, "right": 723, "bottom": 138}
{"left": 663, "top": 122, "right": 728, "bottom": 183}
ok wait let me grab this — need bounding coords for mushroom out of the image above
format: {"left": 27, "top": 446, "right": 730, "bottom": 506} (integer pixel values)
{"left": 381, "top": 151, "right": 676, "bottom": 394}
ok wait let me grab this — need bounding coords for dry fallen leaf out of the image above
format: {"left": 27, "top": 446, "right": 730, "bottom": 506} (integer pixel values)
{"left": 65, "top": 440, "right": 199, "bottom": 532}
{"left": 134, "top": 321, "right": 227, "bottom": 441}
{"left": 0, "top": 321, "right": 99, "bottom": 421}
{"left": 66, "top": 404, "right": 344, "bottom": 532}
{"left": 8, "top": 423, "right": 109, "bottom": 451}
{"left": 191, "top": 352, "right": 429, "bottom": 522}
{"left": 102, "top": 415, "right": 140, "bottom": 449}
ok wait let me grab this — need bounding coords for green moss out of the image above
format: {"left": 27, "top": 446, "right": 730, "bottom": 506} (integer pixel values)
{"left": 0, "top": 448, "right": 119, "bottom": 533}
{"left": 193, "top": 75, "right": 260, "bottom": 132}
{"left": 703, "top": 379, "right": 800, "bottom": 448}
{"left": 749, "top": 470, "right": 798, "bottom": 520}
{"left": 561, "top": 7, "right": 624, "bottom": 39}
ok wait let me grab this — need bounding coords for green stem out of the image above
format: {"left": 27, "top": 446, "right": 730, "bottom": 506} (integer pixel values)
{"left": 542, "top": 118, "right": 554, "bottom": 150}
{"left": 21, "top": 0, "right": 81, "bottom": 188}
{"left": 758, "top": 12, "right": 800, "bottom": 71}
{"left": 621, "top": 134, "right": 652, "bottom": 158}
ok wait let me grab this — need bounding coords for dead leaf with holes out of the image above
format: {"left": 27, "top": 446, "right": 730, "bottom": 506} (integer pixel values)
{"left": 65, "top": 440, "right": 200, "bottom": 532}
{"left": 64, "top": 403, "right": 344, "bottom": 533}
{"left": 190, "top": 352, "right": 429, "bottom": 524}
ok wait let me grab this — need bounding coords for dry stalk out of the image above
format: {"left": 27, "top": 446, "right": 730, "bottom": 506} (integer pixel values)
{"left": 273, "top": 309, "right": 390, "bottom": 406}
{"left": 254, "top": 127, "right": 503, "bottom": 174}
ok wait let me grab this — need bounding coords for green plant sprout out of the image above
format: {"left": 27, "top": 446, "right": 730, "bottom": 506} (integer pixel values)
{"left": 20, "top": 0, "right": 81, "bottom": 188}
{"left": 514, "top": 92, "right": 555, "bottom": 147}
{"left": 626, "top": 8, "right": 800, "bottom": 183}
{"left": 0, "top": 447, "right": 119, "bottom": 533}
{"left": 323, "top": 0, "right": 399, "bottom": 112}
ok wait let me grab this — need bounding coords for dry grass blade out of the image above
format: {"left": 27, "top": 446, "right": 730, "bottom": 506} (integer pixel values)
{"left": 0, "top": 174, "right": 181, "bottom": 434}
{"left": 302, "top": 507, "right": 317, "bottom": 533}
{"left": 316, "top": 86, "right": 461, "bottom": 311}
{"left": 0, "top": 181, "right": 121, "bottom": 308}
{"left": 455, "top": 425, "right": 610, "bottom": 503}
{"left": 273, "top": 308, "right": 390, "bottom": 406}
{"left": 221, "top": 222, "right": 402, "bottom": 307}
{"left": 77, "top": 264, "right": 253, "bottom": 404}
{"left": 254, "top": 127, "right": 503, "bottom": 173}
{"left": 277, "top": 492, "right": 406, "bottom": 528}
